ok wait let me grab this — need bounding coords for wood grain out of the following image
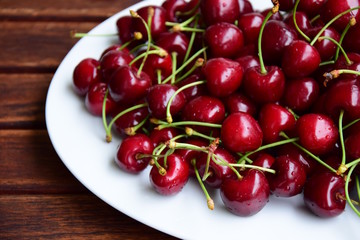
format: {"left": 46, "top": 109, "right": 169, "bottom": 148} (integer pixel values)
{"left": 0, "top": 194, "right": 175, "bottom": 239}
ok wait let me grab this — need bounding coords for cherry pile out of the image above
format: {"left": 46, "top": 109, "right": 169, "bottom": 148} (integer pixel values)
{"left": 72, "top": 0, "right": 360, "bottom": 218}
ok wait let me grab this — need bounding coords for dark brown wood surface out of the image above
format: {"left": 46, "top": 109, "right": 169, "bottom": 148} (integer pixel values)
{"left": 0, "top": 1, "right": 176, "bottom": 239}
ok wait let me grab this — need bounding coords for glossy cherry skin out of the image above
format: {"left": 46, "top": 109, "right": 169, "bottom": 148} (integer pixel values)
{"left": 220, "top": 169, "right": 270, "bottom": 216}
{"left": 345, "top": 130, "right": 360, "bottom": 160}
{"left": 156, "top": 32, "right": 189, "bottom": 65}
{"left": 149, "top": 153, "right": 189, "bottom": 195}
{"left": 268, "top": 155, "right": 307, "bottom": 197}
{"left": 281, "top": 40, "right": 321, "bottom": 78}
{"left": 146, "top": 84, "right": 186, "bottom": 119}
{"left": 221, "top": 112, "right": 263, "bottom": 153}
{"left": 200, "top": 0, "right": 240, "bottom": 26}
{"left": 320, "top": 0, "right": 360, "bottom": 32}
{"left": 108, "top": 65, "right": 151, "bottom": 105}
{"left": 242, "top": 66, "right": 285, "bottom": 104}
{"left": 343, "top": 24, "right": 360, "bottom": 54}
{"left": 237, "top": 13, "right": 264, "bottom": 45}
{"left": 161, "top": 0, "right": 187, "bottom": 22}
{"left": 176, "top": 74, "right": 207, "bottom": 101}
{"left": 278, "top": 0, "right": 295, "bottom": 11}
{"left": 303, "top": 172, "right": 346, "bottom": 218}
{"left": 149, "top": 127, "right": 180, "bottom": 148}
{"left": 85, "top": 82, "right": 116, "bottom": 116}
{"left": 99, "top": 49, "right": 134, "bottom": 83}
{"left": 100, "top": 44, "right": 131, "bottom": 59}
{"left": 133, "top": 6, "right": 167, "bottom": 41}
{"left": 73, "top": 58, "right": 101, "bottom": 96}
{"left": 205, "top": 22, "right": 244, "bottom": 58}
{"left": 298, "top": 0, "right": 327, "bottom": 18}
{"left": 306, "top": 27, "right": 340, "bottom": 61}
{"left": 224, "top": 92, "right": 257, "bottom": 116}
{"left": 234, "top": 55, "right": 260, "bottom": 73}
{"left": 238, "top": 0, "right": 253, "bottom": 14}
{"left": 262, "top": 20, "right": 297, "bottom": 65}
{"left": 281, "top": 77, "right": 320, "bottom": 113}
{"left": 258, "top": 103, "right": 296, "bottom": 144}
{"left": 115, "top": 134, "right": 154, "bottom": 173}
{"left": 252, "top": 153, "right": 276, "bottom": 179}
{"left": 116, "top": 16, "right": 141, "bottom": 49}
{"left": 203, "top": 58, "right": 243, "bottom": 98}
{"left": 283, "top": 12, "right": 312, "bottom": 34}
{"left": 296, "top": 113, "right": 339, "bottom": 156}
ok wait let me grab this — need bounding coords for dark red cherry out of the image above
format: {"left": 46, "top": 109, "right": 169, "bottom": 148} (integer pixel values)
{"left": 320, "top": 0, "right": 360, "bottom": 32}
{"left": 200, "top": 0, "right": 240, "bottom": 26}
{"left": 261, "top": 8, "right": 283, "bottom": 21}
{"left": 252, "top": 153, "right": 276, "bottom": 170}
{"left": 146, "top": 84, "right": 186, "bottom": 119}
{"left": 197, "top": 147, "right": 237, "bottom": 188}
{"left": 237, "top": 12, "right": 264, "bottom": 45}
{"left": 258, "top": 103, "right": 296, "bottom": 144}
{"left": 281, "top": 40, "right": 321, "bottom": 78}
{"left": 73, "top": 58, "right": 101, "bottom": 96}
{"left": 161, "top": 0, "right": 187, "bottom": 22}
{"left": 238, "top": 0, "right": 253, "bottom": 15}
{"left": 115, "top": 134, "right": 154, "bottom": 173}
{"left": 108, "top": 65, "right": 151, "bottom": 105}
{"left": 268, "top": 155, "right": 307, "bottom": 197}
{"left": 224, "top": 92, "right": 257, "bottom": 116}
{"left": 242, "top": 66, "right": 285, "bottom": 104}
{"left": 149, "top": 127, "right": 180, "bottom": 148}
{"left": 296, "top": 113, "right": 339, "bottom": 156}
{"left": 100, "top": 44, "right": 131, "bottom": 59}
{"left": 298, "top": 0, "right": 327, "bottom": 18}
{"left": 343, "top": 24, "right": 360, "bottom": 54}
{"left": 221, "top": 112, "right": 263, "bottom": 153}
{"left": 156, "top": 32, "right": 190, "bottom": 65}
{"left": 220, "top": 169, "right": 270, "bottom": 216}
{"left": 85, "top": 82, "right": 116, "bottom": 116}
{"left": 205, "top": 22, "right": 244, "bottom": 58}
{"left": 203, "top": 58, "right": 243, "bottom": 98}
{"left": 278, "top": 0, "right": 295, "bottom": 11}
{"left": 306, "top": 27, "right": 341, "bottom": 61}
{"left": 176, "top": 74, "right": 207, "bottom": 101}
{"left": 303, "top": 172, "right": 346, "bottom": 218}
{"left": 99, "top": 49, "right": 134, "bottom": 82}
{"left": 283, "top": 11, "right": 312, "bottom": 34}
{"left": 334, "top": 53, "right": 360, "bottom": 80}
{"left": 345, "top": 129, "right": 360, "bottom": 160}
{"left": 281, "top": 77, "right": 320, "bottom": 113}
{"left": 234, "top": 55, "right": 260, "bottom": 72}
{"left": 149, "top": 153, "right": 189, "bottom": 195}
{"left": 133, "top": 6, "right": 167, "bottom": 41}
{"left": 261, "top": 20, "right": 297, "bottom": 65}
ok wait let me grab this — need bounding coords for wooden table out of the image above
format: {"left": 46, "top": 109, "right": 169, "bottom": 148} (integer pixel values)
{"left": 0, "top": 1, "right": 175, "bottom": 238}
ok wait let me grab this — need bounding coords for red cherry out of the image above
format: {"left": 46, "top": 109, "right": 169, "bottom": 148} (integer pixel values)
{"left": 99, "top": 49, "right": 134, "bottom": 82}
{"left": 203, "top": 58, "right": 244, "bottom": 98}
{"left": 161, "top": 0, "right": 187, "bottom": 22}
{"left": 237, "top": 12, "right": 264, "bottom": 45}
{"left": 220, "top": 169, "right": 270, "bottom": 216}
{"left": 252, "top": 153, "right": 276, "bottom": 179}
{"left": 298, "top": 0, "right": 327, "bottom": 18}
{"left": 176, "top": 74, "right": 207, "bottom": 101}
{"left": 200, "top": 0, "right": 240, "bottom": 26}
{"left": 149, "top": 127, "right": 180, "bottom": 148}
{"left": 234, "top": 55, "right": 260, "bottom": 72}
{"left": 345, "top": 130, "right": 360, "bottom": 160}
{"left": 303, "top": 172, "right": 346, "bottom": 218}
{"left": 205, "top": 22, "right": 244, "bottom": 58}
{"left": 224, "top": 92, "right": 257, "bottom": 116}
{"left": 156, "top": 32, "right": 190, "bottom": 65}
{"left": 221, "top": 112, "right": 263, "bottom": 153}
{"left": 149, "top": 153, "right": 190, "bottom": 195}
{"left": 306, "top": 27, "right": 341, "bottom": 61}
{"left": 343, "top": 24, "right": 360, "bottom": 54}
{"left": 85, "top": 82, "right": 115, "bottom": 116}
{"left": 278, "top": 0, "right": 295, "bottom": 11}
{"left": 296, "top": 113, "right": 339, "bottom": 156}
{"left": 284, "top": 11, "right": 312, "bottom": 34}
{"left": 73, "top": 58, "right": 101, "bottom": 96}
{"left": 116, "top": 16, "right": 141, "bottom": 48}
{"left": 115, "top": 134, "right": 154, "bottom": 173}
{"left": 238, "top": 0, "right": 253, "bottom": 15}
{"left": 133, "top": 6, "right": 167, "bottom": 41}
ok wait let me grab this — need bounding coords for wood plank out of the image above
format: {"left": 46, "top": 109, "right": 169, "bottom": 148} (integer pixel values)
{"left": 0, "top": 22, "right": 102, "bottom": 72}
{"left": 0, "top": 0, "right": 141, "bottom": 21}
{"left": 0, "top": 74, "right": 51, "bottom": 128}
{"left": 0, "top": 194, "right": 175, "bottom": 239}
{"left": 0, "top": 130, "right": 86, "bottom": 193}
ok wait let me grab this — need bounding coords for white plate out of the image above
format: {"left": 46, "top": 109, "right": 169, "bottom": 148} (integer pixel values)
{"left": 45, "top": 1, "right": 359, "bottom": 239}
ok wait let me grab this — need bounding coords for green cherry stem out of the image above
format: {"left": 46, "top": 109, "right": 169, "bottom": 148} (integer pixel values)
{"left": 165, "top": 13, "right": 199, "bottom": 28}
{"left": 171, "top": 52, "right": 178, "bottom": 84}
{"left": 156, "top": 120, "right": 222, "bottom": 130}
{"left": 310, "top": 14, "right": 321, "bottom": 24}
{"left": 156, "top": 69, "right": 162, "bottom": 84}
{"left": 212, "top": 154, "right": 243, "bottom": 180}
{"left": 124, "top": 115, "right": 150, "bottom": 136}
{"left": 339, "top": 110, "right": 346, "bottom": 166}
{"left": 293, "top": 0, "right": 311, "bottom": 42}
{"left": 185, "top": 127, "right": 219, "bottom": 142}
{"left": 129, "top": 49, "right": 167, "bottom": 66}
{"left": 183, "top": 16, "right": 199, "bottom": 64}
{"left": 318, "top": 36, "right": 352, "bottom": 65}
{"left": 70, "top": 31, "right": 117, "bottom": 38}
{"left": 229, "top": 163, "right": 276, "bottom": 174}
{"left": 356, "top": 175, "right": 360, "bottom": 202}
{"left": 175, "top": 58, "right": 204, "bottom": 84}
{"left": 165, "top": 80, "right": 206, "bottom": 123}
{"left": 343, "top": 118, "right": 360, "bottom": 130}
{"left": 324, "top": 69, "right": 360, "bottom": 86}
{"left": 334, "top": 19, "right": 355, "bottom": 62}
{"left": 345, "top": 164, "right": 360, "bottom": 217}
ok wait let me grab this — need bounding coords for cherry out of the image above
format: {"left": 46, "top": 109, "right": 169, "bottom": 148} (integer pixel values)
{"left": 203, "top": 58, "right": 243, "bottom": 98}
{"left": 238, "top": 0, "right": 253, "bottom": 15}
{"left": 343, "top": 23, "right": 360, "bottom": 54}
{"left": 146, "top": 84, "right": 186, "bottom": 119}
{"left": 161, "top": 0, "right": 187, "bottom": 22}
{"left": 345, "top": 130, "right": 360, "bottom": 160}
{"left": 220, "top": 169, "right": 270, "bottom": 216}
{"left": 278, "top": 0, "right": 295, "bottom": 11}
{"left": 268, "top": 155, "right": 307, "bottom": 197}
{"left": 234, "top": 55, "right": 260, "bottom": 72}
{"left": 100, "top": 44, "right": 130, "bottom": 59}
{"left": 199, "top": 0, "right": 240, "bottom": 26}
{"left": 115, "top": 134, "right": 154, "bottom": 173}
{"left": 99, "top": 49, "right": 134, "bottom": 83}
{"left": 306, "top": 27, "right": 340, "bottom": 61}
{"left": 284, "top": 11, "right": 312, "bottom": 35}
{"left": 303, "top": 171, "right": 346, "bottom": 218}
{"left": 133, "top": 6, "right": 167, "bottom": 41}
{"left": 296, "top": 113, "right": 339, "bottom": 156}
{"left": 237, "top": 12, "right": 264, "bottom": 45}
{"left": 261, "top": 8, "right": 283, "bottom": 21}
{"left": 204, "top": 22, "right": 244, "bottom": 58}
{"left": 85, "top": 82, "right": 115, "bottom": 116}
{"left": 224, "top": 92, "right": 257, "bottom": 116}
{"left": 281, "top": 77, "right": 320, "bottom": 113}
{"left": 297, "top": 0, "right": 327, "bottom": 18}
{"left": 252, "top": 153, "right": 276, "bottom": 179}
{"left": 221, "top": 112, "right": 263, "bottom": 153}
{"left": 108, "top": 65, "right": 152, "bottom": 105}
{"left": 73, "top": 58, "right": 102, "bottom": 96}
{"left": 176, "top": 74, "right": 207, "bottom": 101}
{"left": 258, "top": 103, "right": 296, "bottom": 144}
{"left": 149, "top": 127, "right": 180, "bottom": 148}
{"left": 149, "top": 153, "right": 190, "bottom": 195}
{"left": 156, "top": 32, "right": 190, "bottom": 65}
{"left": 281, "top": 40, "right": 321, "bottom": 78}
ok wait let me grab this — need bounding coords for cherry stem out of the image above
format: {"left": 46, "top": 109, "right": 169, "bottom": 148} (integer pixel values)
{"left": 310, "top": 6, "right": 360, "bottom": 46}
{"left": 318, "top": 36, "right": 351, "bottom": 65}
{"left": 124, "top": 115, "right": 150, "bottom": 136}
{"left": 129, "top": 49, "right": 167, "bottom": 66}
{"left": 343, "top": 118, "right": 360, "bottom": 130}
{"left": 324, "top": 69, "right": 360, "bottom": 87}
{"left": 165, "top": 13, "right": 199, "bottom": 28}
{"left": 345, "top": 158, "right": 360, "bottom": 170}
{"left": 183, "top": 16, "right": 199, "bottom": 65}
{"left": 155, "top": 120, "right": 222, "bottom": 130}
{"left": 129, "top": 42, "right": 159, "bottom": 54}
{"left": 175, "top": 58, "right": 204, "bottom": 84}
{"left": 162, "top": 47, "right": 208, "bottom": 84}
{"left": 211, "top": 154, "right": 243, "bottom": 180}
{"left": 167, "top": 142, "right": 208, "bottom": 153}
{"left": 345, "top": 164, "right": 360, "bottom": 217}
{"left": 191, "top": 159, "right": 214, "bottom": 210}
{"left": 293, "top": 0, "right": 311, "bottom": 42}
{"left": 356, "top": 175, "right": 360, "bottom": 202}
{"left": 229, "top": 163, "right": 276, "bottom": 174}
{"left": 236, "top": 153, "right": 253, "bottom": 164}
{"left": 185, "top": 127, "right": 219, "bottom": 142}
{"left": 136, "top": 153, "right": 165, "bottom": 159}
{"left": 176, "top": 1, "right": 200, "bottom": 17}
{"left": 279, "top": 132, "right": 338, "bottom": 174}
{"left": 156, "top": 69, "right": 162, "bottom": 84}
{"left": 339, "top": 110, "right": 346, "bottom": 167}
{"left": 70, "top": 31, "right": 117, "bottom": 38}
{"left": 310, "top": 14, "right": 321, "bottom": 24}
{"left": 238, "top": 136, "right": 299, "bottom": 163}
{"left": 319, "top": 60, "right": 335, "bottom": 67}
{"left": 171, "top": 52, "right": 177, "bottom": 84}
{"left": 287, "top": 108, "right": 300, "bottom": 120}
{"left": 334, "top": 21, "right": 353, "bottom": 62}
{"left": 166, "top": 80, "right": 206, "bottom": 123}
{"left": 174, "top": 26, "right": 205, "bottom": 33}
